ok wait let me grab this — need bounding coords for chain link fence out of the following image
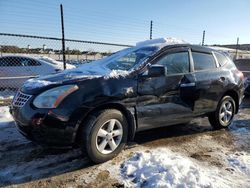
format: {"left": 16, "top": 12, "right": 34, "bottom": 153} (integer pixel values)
{"left": 1, "top": 33, "right": 250, "bottom": 106}
{"left": 0, "top": 33, "right": 132, "bottom": 106}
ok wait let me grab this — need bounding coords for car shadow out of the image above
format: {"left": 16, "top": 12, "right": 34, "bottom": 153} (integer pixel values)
{"left": 133, "top": 118, "right": 213, "bottom": 146}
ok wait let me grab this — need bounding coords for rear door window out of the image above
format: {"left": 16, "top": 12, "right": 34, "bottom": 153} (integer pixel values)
{"left": 18, "top": 58, "right": 41, "bottom": 66}
{"left": 192, "top": 52, "right": 216, "bottom": 71}
{"left": 27, "top": 59, "right": 41, "bottom": 66}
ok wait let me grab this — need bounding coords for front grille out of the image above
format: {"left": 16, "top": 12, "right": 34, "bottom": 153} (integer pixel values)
{"left": 12, "top": 91, "right": 32, "bottom": 107}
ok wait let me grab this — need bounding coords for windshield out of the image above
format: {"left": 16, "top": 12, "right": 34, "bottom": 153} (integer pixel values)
{"left": 105, "top": 46, "right": 158, "bottom": 71}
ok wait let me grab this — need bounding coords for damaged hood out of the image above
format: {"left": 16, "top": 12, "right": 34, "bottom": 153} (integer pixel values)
{"left": 21, "top": 60, "right": 130, "bottom": 94}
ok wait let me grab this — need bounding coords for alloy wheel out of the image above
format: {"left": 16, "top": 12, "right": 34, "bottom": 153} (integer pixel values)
{"left": 219, "top": 100, "right": 233, "bottom": 125}
{"left": 96, "top": 119, "right": 123, "bottom": 154}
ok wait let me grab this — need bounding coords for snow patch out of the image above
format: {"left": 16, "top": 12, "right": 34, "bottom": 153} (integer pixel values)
{"left": 64, "top": 71, "right": 102, "bottom": 79}
{"left": 227, "top": 152, "right": 250, "bottom": 176}
{"left": 136, "top": 37, "right": 188, "bottom": 47}
{"left": 0, "top": 106, "right": 12, "bottom": 122}
{"left": 23, "top": 78, "right": 57, "bottom": 89}
{"left": 120, "top": 148, "right": 236, "bottom": 188}
{"left": 124, "top": 87, "right": 134, "bottom": 95}
{"left": 0, "top": 89, "right": 15, "bottom": 100}
{"left": 105, "top": 70, "right": 130, "bottom": 79}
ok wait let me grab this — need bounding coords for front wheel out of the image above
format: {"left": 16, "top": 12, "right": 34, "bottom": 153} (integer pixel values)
{"left": 208, "top": 95, "right": 236, "bottom": 129}
{"left": 81, "top": 109, "right": 128, "bottom": 163}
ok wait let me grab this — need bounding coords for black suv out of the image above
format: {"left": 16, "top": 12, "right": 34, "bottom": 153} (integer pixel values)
{"left": 10, "top": 39, "right": 244, "bottom": 163}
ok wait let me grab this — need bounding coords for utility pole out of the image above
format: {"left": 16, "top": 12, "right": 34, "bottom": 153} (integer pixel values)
{"left": 27, "top": 44, "right": 31, "bottom": 54}
{"left": 60, "top": 4, "right": 66, "bottom": 70}
{"left": 235, "top": 37, "right": 239, "bottom": 60}
{"left": 202, "top": 30, "right": 205, "bottom": 46}
{"left": 150, "top": 20, "right": 153, "bottom": 40}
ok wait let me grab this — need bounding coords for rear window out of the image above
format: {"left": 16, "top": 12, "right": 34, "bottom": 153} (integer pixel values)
{"left": 192, "top": 52, "right": 216, "bottom": 71}
{"left": 39, "top": 57, "right": 57, "bottom": 65}
{"left": 214, "top": 52, "right": 228, "bottom": 66}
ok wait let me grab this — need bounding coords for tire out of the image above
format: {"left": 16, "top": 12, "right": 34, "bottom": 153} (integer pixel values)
{"left": 208, "top": 95, "right": 236, "bottom": 129}
{"left": 81, "top": 109, "right": 128, "bottom": 163}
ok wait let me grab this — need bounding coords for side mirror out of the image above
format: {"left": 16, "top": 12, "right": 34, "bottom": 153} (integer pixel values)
{"left": 147, "top": 64, "right": 166, "bottom": 77}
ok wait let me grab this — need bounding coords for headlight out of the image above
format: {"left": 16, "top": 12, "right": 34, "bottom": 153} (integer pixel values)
{"left": 33, "top": 85, "right": 78, "bottom": 108}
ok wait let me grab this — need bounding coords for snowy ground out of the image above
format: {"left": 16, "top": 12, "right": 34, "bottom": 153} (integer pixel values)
{"left": 121, "top": 148, "right": 250, "bottom": 187}
{"left": 0, "top": 89, "right": 15, "bottom": 106}
{"left": 0, "top": 99, "right": 250, "bottom": 187}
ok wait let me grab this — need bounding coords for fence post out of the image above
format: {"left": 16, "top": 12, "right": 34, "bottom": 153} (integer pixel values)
{"left": 150, "top": 20, "right": 153, "bottom": 40}
{"left": 202, "top": 30, "right": 205, "bottom": 46}
{"left": 235, "top": 37, "right": 239, "bottom": 60}
{"left": 60, "top": 4, "right": 66, "bottom": 69}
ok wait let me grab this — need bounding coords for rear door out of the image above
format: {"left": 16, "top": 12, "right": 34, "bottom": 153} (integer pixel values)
{"left": 136, "top": 47, "right": 197, "bottom": 131}
{"left": 22, "top": 58, "right": 57, "bottom": 76}
{"left": 19, "top": 57, "right": 40, "bottom": 77}
{"left": 0, "top": 57, "right": 26, "bottom": 78}
{"left": 191, "top": 49, "right": 225, "bottom": 115}
{"left": 22, "top": 58, "right": 44, "bottom": 76}
{"left": 36, "top": 59, "right": 59, "bottom": 75}
{"left": 0, "top": 56, "right": 33, "bottom": 88}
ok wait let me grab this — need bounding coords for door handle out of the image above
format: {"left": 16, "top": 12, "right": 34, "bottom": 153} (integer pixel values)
{"left": 180, "top": 83, "right": 195, "bottom": 87}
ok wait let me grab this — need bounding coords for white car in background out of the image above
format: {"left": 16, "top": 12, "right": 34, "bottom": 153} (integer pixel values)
{"left": 0, "top": 55, "right": 75, "bottom": 89}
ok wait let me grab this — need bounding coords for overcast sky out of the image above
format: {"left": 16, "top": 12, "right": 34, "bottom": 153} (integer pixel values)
{"left": 0, "top": 0, "right": 249, "bottom": 45}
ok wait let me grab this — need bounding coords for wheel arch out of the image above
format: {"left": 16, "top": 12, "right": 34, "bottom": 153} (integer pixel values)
{"left": 75, "top": 102, "right": 137, "bottom": 144}
{"left": 222, "top": 90, "right": 239, "bottom": 114}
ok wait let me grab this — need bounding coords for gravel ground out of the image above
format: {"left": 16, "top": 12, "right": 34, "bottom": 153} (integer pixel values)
{"left": 0, "top": 98, "right": 250, "bottom": 187}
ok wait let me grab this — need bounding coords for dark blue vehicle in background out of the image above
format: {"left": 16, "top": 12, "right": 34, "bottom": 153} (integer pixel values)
{"left": 235, "top": 59, "right": 250, "bottom": 95}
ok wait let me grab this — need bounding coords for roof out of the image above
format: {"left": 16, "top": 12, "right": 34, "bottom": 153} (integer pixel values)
{"left": 159, "top": 44, "right": 216, "bottom": 54}
{"left": 135, "top": 38, "right": 216, "bottom": 54}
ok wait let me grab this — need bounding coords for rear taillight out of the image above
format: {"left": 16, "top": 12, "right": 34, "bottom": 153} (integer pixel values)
{"left": 236, "top": 70, "right": 244, "bottom": 80}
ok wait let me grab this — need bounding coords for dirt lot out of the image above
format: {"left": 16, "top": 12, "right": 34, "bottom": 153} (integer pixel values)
{"left": 0, "top": 98, "right": 250, "bottom": 187}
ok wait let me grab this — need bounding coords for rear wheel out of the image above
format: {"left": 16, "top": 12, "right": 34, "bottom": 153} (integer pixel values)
{"left": 208, "top": 95, "right": 236, "bottom": 129}
{"left": 81, "top": 109, "right": 128, "bottom": 163}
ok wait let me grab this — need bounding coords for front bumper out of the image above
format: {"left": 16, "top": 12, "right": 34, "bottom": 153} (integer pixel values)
{"left": 10, "top": 99, "right": 78, "bottom": 147}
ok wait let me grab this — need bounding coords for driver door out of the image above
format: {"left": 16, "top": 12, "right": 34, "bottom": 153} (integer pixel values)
{"left": 136, "top": 48, "right": 197, "bottom": 131}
